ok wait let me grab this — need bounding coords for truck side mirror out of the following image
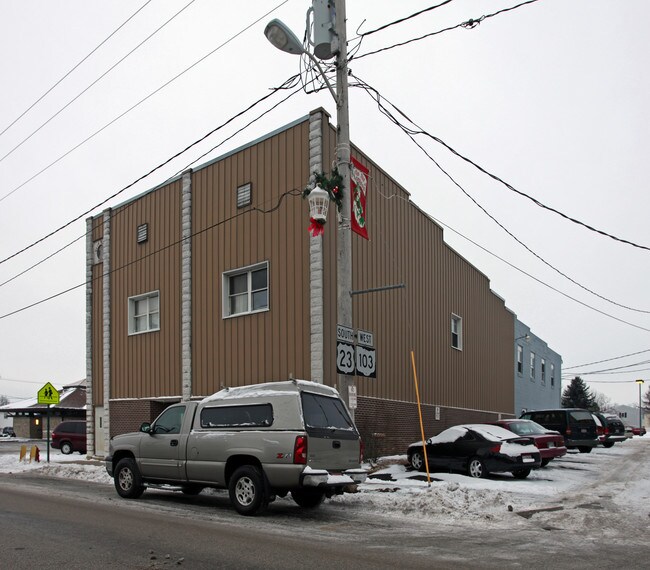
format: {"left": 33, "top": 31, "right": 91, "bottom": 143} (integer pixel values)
{"left": 140, "top": 422, "right": 151, "bottom": 434}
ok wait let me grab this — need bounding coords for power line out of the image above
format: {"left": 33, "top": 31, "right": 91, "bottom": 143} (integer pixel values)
{"left": 0, "top": 78, "right": 304, "bottom": 289}
{"left": 356, "top": 1, "right": 455, "bottom": 38}
{"left": 374, "top": 187, "right": 650, "bottom": 334}
{"left": 351, "top": 75, "right": 650, "bottom": 315}
{"left": 351, "top": 0, "right": 542, "bottom": 62}
{"left": 564, "top": 348, "right": 650, "bottom": 370}
{"left": 0, "top": 72, "right": 301, "bottom": 268}
{"left": 0, "top": 0, "right": 152, "bottom": 140}
{"left": 0, "top": 0, "right": 198, "bottom": 173}
{"left": 0, "top": 187, "right": 302, "bottom": 321}
{"left": 0, "top": 0, "right": 290, "bottom": 206}
{"left": 561, "top": 359, "right": 650, "bottom": 375}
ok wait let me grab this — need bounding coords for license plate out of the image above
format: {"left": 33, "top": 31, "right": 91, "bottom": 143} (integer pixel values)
{"left": 581, "top": 428, "right": 587, "bottom": 433}
{"left": 547, "top": 442, "right": 555, "bottom": 448}
{"left": 522, "top": 455, "right": 535, "bottom": 463}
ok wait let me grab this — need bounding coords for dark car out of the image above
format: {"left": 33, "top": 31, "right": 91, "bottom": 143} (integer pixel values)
{"left": 492, "top": 419, "right": 567, "bottom": 467}
{"left": 592, "top": 412, "right": 627, "bottom": 448}
{"left": 1, "top": 426, "right": 16, "bottom": 438}
{"left": 407, "top": 424, "right": 542, "bottom": 479}
{"left": 520, "top": 408, "right": 599, "bottom": 453}
{"left": 51, "top": 421, "right": 87, "bottom": 454}
{"left": 632, "top": 426, "right": 647, "bottom": 436}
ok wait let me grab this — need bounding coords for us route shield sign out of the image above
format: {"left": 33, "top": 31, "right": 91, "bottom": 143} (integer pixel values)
{"left": 37, "top": 382, "right": 60, "bottom": 405}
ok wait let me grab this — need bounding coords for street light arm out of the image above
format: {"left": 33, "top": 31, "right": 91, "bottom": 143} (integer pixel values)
{"left": 303, "top": 51, "right": 339, "bottom": 105}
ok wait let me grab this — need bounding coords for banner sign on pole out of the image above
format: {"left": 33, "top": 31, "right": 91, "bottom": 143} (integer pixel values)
{"left": 350, "top": 157, "right": 369, "bottom": 240}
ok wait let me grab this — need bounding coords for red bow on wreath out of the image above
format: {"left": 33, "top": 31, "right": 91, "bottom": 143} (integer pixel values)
{"left": 308, "top": 217, "right": 325, "bottom": 237}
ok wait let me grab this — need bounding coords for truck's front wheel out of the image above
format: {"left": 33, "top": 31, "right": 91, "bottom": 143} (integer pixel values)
{"left": 229, "top": 465, "right": 267, "bottom": 516}
{"left": 114, "top": 458, "right": 145, "bottom": 499}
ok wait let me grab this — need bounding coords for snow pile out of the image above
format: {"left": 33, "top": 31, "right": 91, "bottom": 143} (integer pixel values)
{"left": 1, "top": 436, "right": 648, "bottom": 531}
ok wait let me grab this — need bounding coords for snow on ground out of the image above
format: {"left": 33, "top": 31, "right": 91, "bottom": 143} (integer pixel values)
{"left": 1, "top": 436, "right": 649, "bottom": 532}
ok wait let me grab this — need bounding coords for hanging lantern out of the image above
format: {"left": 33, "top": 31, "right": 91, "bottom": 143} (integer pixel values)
{"left": 307, "top": 184, "right": 330, "bottom": 223}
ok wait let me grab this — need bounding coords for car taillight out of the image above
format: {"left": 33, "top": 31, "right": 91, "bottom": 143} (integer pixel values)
{"left": 359, "top": 439, "right": 365, "bottom": 463}
{"left": 489, "top": 444, "right": 501, "bottom": 453}
{"left": 566, "top": 427, "right": 572, "bottom": 436}
{"left": 604, "top": 427, "right": 609, "bottom": 435}
{"left": 293, "top": 435, "right": 308, "bottom": 464}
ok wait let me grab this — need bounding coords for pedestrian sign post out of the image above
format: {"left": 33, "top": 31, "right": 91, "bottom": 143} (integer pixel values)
{"left": 37, "top": 382, "right": 59, "bottom": 463}
{"left": 37, "top": 382, "right": 59, "bottom": 405}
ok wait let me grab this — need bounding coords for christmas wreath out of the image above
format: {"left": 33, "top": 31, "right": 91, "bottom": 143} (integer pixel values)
{"left": 303, "top": 168, "right": 345, "bottom": 212}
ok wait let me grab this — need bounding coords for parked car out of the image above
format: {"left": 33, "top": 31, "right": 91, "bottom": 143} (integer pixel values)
{"left": 1, "top": 426, "right": 16, "bottom": 438}
{"left": 632, "top": 426, "right": 647, "bottom": 436}
{"left": 520, "top": 408, "right": 599, "bottom": 453}
{"left": 51, "top": 421, "right": 87, "bottom": 454}
{"left": 492, "top": 419, "right": 566, "bottom": 467}
{"left": 592, "top": 412, "right": 627, "bottom": 448}
{"left": 407, "top": 424, "right": 541, "bottom": 479}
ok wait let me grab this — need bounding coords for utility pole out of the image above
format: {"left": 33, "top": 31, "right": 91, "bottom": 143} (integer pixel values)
{"left": 333, "top": 0, "right": 354, "bottom": 418}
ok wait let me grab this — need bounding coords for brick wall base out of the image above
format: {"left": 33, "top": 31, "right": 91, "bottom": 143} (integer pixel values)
{"left": 109, "top": 400, "right": 171, "bottom": 438}
{"left": 355, "top": 396, "right": 514, "bottom": 459}
{"left": 105, "top": 396, "right": 513, "bottom": 458}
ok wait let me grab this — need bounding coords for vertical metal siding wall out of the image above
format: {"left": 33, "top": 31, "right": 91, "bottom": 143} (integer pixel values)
{"left": 191, "top": 122, "right": 311, "bottom": 396}
{"left": 321, "top": 123, "right": 514, "bottom": 414}
{"left": 110, "top": 181, "right": 182, "bottom": 399}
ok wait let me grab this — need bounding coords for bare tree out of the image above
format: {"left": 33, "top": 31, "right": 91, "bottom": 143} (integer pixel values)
{"left": 593, "top": 390, "right": 613, "bottom": 413}
{"left": 0, "top": 394, "right": 9, "bottom": 407}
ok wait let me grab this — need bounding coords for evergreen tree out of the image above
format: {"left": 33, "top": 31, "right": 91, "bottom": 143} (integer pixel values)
{"left": 561, "top": 377, "right": 598, "bottom": 410}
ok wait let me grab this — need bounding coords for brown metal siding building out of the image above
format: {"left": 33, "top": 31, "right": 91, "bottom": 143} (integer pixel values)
{"left": 86, "top": 109, "right": 514, "bottom": 458}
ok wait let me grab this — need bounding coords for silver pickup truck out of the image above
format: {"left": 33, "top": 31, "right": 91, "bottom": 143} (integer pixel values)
{"left": 105, "top": 380, "right": 367, "bottom": 515}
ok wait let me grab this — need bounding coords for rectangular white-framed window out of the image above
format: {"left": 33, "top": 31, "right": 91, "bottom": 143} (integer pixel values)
{"left": 451, "top": 314, "right": 462, "bottom": 350}
{"left": 128, "top": 291, "right": 160, "bottom": 335}
{"left": 550, "top": 363, "right": 555, "bottom": 388}
{"left": 223, "top": 262, "right": 269, "bottom": 318}
{"left": 541, "top": 358, "right": 546, "bottom": 385}
{"left": 517, "top": 345, "right": 524, "bottom": 375}
{"left": 530, "top": 352, "right": 536, "bottom": 381}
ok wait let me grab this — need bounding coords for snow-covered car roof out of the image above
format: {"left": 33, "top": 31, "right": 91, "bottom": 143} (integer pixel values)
{"left": 200, "top": 379, "right": 340, "bottom": 404}
{"left": 409, "top": 424, "right": 523, "bottom": 448}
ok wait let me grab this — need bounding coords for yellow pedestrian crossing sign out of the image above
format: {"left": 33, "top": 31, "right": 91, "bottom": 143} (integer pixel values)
{"left": 37, "top": 382, "right": 60, "bottom": 405}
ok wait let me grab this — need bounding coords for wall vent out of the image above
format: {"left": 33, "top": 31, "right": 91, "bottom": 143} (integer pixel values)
{"left": 136, "top": 223, "right": 148, "bottom": 244}
{"left": 236, "top": 183, "right": 252, "bottom": 208}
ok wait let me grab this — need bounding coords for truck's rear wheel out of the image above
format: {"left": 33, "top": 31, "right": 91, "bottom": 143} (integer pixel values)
{"left": 114, "top": 458, "right": 145, "bottom": 499}
{"left": 229, "top": 465, "right": 267, "bottom": 516}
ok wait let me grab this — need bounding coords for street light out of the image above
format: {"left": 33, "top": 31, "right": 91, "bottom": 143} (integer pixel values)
{"left": 636, "top": 379, "right": 644, "bottom": 434}
{"left": 264, "top": 19, "right": 338, "bottom": 102}
{"left": 266, "top": 3, "right": 355, "bottom": 417}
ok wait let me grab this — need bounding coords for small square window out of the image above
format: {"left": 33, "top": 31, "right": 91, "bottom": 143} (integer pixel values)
{"left": 223, "top": 262, "right": 269, "bottom": 318}
{"left": 451, "top": 314, "right": 462, "bottom": 350}
{"left": 128, "top": 291, "right": 160, "bottom": 335}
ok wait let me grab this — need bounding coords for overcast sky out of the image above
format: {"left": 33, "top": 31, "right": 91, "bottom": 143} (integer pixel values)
{"left": 1, "top": 0, "right": 649, "bottom": 408}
